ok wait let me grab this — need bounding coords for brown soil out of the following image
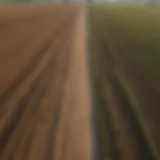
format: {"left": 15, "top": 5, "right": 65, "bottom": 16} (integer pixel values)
{"left": 0, "top": 5, "right": 93, "bottom": 160}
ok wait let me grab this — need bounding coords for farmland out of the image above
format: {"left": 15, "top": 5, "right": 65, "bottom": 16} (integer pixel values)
{"left": 88, "top": 5, "right": 160, "bottom": 160}
{"left": 94, "top": 5, "right": 160, "bottom": 90}
{"left": 0, "top": 4, "right": 160, "bottom": 160}
{"left": 0, "top": 5, "right": 93, "bottom": 160}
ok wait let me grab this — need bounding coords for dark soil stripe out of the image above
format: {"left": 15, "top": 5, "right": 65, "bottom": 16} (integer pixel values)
{"left": 100, "top": 35, "right": 156, "bottom": 160}
{"left": 0, "top": 43, "right": 59, "bottom": 155}
{"left": 88, "top": 15, "right": 119, "bottom": 160}
{"left": 0, "top": 16, "right": 72, "bottom": 108}
{"left": 0, "top": 13, "right": 76, "bottom": 159}
{"left": 106, "top": 72, "right": 156, "bottom": 160}
{"left": 100, "top": 36, "right": 156, "bottom": 160}
{"left": 7, "top": 46, "right": 61, "bottom": 160}
{"left": 44, "top": 24, "right": 74, "bottom": 160}
{"left": 7, "top": 71, "right": 50, "bottom": 160}
{"left": 20, "top": 55, "right": 60, "bottom": 160}
{"left": 95, "top": 79, "right": 119, "bottom": 160}
{"left": 44, "top": 51, "right": 70, "bottom": 160}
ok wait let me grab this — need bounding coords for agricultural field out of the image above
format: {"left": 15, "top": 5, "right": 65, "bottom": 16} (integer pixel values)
{"left": 88, "top": 5, "right": 160, "bottom": 160}
{"left": 92, "top": 5, "right": 160, "bottom": 90}
{"left": 0, "top": 5, "right": 94, "bottom": 160}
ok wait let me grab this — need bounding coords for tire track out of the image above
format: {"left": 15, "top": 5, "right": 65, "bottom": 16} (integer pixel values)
{"left": 106, "top": 72, "right": 156, "bottom": 160}
{"left": 0, "top": 29, "right": 65, "bottom": 159}
{"left": 18, "top": 15, "right": 77, "bottom": 160}
{"left": 44, "top": 18, "right": 77, "bottom": 160}
{"left": 13, "top": 35, "right": 68, "bottom": 160}
{"left": 99, "top": 37, "right": 156, "bottom": 160}
{"left": 0, "top": 12, "right": 75, "bottom": 108}
{"left": 89, "top": 11, "right": 157, "bottom": 159}
{"left": 0, "top": 41, "right": 59, "bottom": 156}
{"left": 0, "top": 13, "right": 77, "bottom": 159}
{"left": 89, "top": 16, "right": 119, "bottom": 160}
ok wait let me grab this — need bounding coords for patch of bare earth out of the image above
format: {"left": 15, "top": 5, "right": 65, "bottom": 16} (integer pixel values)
{"left": 0, "top": 5, "right": 93, "bottom": 160}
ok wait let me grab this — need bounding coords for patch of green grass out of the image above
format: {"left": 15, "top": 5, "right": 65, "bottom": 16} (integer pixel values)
{"left": 88, "top": 6, "right": 160, "bottom": 158}
{"left": 91, "top": 5, "right": 160, "bottom": 90}
{"left": 87, "top": 10, "right": 119, "bottom": 159}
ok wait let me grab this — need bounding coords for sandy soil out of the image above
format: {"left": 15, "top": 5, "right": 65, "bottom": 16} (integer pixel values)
{"left": 0, "top": 5, "right": 93, "bottom": 160}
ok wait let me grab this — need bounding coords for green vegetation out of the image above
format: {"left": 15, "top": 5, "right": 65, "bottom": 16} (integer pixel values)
{"left": 92, "top": 5, "right": 160, "bottom": 90}
{"left": 88, "top": 5, "right": 160, "bottom": 159}
{"left": 88, "top": 10, "right": 119, "bottom": 159}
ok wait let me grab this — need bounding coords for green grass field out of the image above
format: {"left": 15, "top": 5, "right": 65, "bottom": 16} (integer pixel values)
{"left": 88, "top": 5, "right": 160, "bottom": 159}
{"left": 92, "top": 5, "right": 160, "bottom": 90}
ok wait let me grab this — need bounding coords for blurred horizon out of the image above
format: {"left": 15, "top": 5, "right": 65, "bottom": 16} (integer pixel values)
{"left": 0, "top": 0, "right": 159, "bottom": 5}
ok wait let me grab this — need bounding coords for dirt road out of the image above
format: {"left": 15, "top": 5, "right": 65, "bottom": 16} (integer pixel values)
{"left": 0, "top": 5, "right": 93, "bottom": 160}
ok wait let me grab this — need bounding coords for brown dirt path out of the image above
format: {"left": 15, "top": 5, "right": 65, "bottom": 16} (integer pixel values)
{"left": 0, "top": 5, "right": 93, "bottom": 160}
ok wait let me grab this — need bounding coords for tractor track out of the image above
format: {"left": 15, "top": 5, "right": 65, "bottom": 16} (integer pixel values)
{"left": 0, "top": 6, "right": 93, "bottom": 160}
{"left": 0, "top": 12, "right": 76, "bottom": 108}
{"left": 89, "top": 10, "right": 157, "bottom": 159}
{"left": 105, "top": 71, "right": 156, "bottom": 160}
{"left": 0, "top": 15, "right": 75, "bottom": 159}
{"left": 100, "top": 38, "right": 157, "bottom": 160}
